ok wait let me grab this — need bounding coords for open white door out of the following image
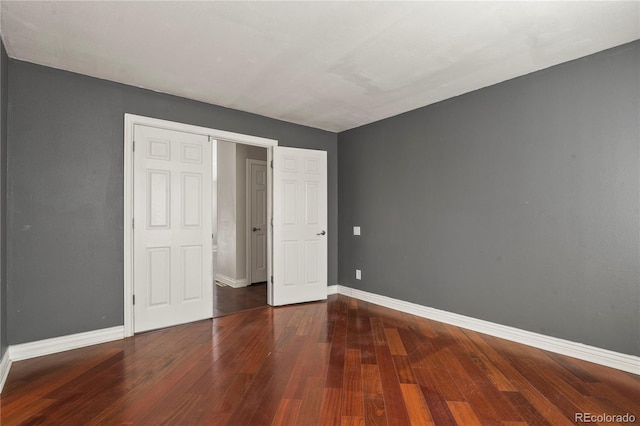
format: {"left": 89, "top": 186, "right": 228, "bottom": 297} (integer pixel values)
{"left": 133, "top": 124, "right": 213, "bottom": 332}
{"left": 273, "top": 146, "right": 327, "bottom": 306}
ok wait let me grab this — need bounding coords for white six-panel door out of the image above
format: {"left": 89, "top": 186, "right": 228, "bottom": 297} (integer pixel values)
{"left": 249, "top": 160, "right": 268, "bottom": 284}
{"left": 273, "top": 147, "right": 327, "bottom": 306}
{"left": 133, "top": 124, "right": 212, "bottom": 332}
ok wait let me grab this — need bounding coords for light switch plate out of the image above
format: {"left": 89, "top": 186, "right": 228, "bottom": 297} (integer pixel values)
{"left": 356, "top": 269, "right": 362, "bottom": 280}
{"left": 353, "top": 226, "right": 361, "bottom": 236}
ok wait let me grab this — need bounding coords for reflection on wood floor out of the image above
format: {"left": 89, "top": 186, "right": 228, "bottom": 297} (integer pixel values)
{"left": 213, "top": 281, "right": 267, "bottom": 317}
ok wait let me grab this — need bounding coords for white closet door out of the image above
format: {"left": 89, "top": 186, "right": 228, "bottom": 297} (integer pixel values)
{"left": 133, "top": 124, "right": 212, "bottom": 332}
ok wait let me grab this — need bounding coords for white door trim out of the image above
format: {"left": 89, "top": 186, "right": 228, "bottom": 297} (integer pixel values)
{"left": 124, "top": 114, "right": 277, "bottom": 337}
{"left": 246, "top": 159, "right": 268, "bottom": 287}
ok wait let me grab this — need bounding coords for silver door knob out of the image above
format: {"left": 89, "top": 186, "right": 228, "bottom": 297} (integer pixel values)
{"left": 252, "top": 227, "right": 261, "bottom": 232}
{"left": 317, "top": 230, "right": 326, "bottom": 235}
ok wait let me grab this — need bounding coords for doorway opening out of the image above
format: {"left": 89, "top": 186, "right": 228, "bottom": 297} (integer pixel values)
{"left": 124, "top": 114, "right": 328, "bottom": 336}
{"left": 124, "top": 114, "right": 276, "bottom": 337}
{"left": 212, "top": 141, "right": 268, "bottom": 317}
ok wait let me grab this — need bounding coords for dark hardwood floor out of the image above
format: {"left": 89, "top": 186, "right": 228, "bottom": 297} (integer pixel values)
{"left": 2, "top": 295, "right": 638, "bottom": 425}
{"left": 213, "top": 281, "right": 267, "bottom": 317}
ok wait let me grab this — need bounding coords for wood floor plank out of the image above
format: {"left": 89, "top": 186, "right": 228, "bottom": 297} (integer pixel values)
{"left": 359, "top": 314, "right": 377, "bottom": 365}
{"left": 456, "top": 329, "right": 518, "bottom": 392}
{"left": 530, "top": 357, "right": 614, "bottom": 415}
{"left": 0, "top": 348, "right": 125, "bottom": 417}
{"left": 319, "top": 319, "right": 335, "bottom": 344}
{"left": 326, "top": 304, "right": 348, "bottom": 389}
{"left": 472, "top": 333, "right": 577, "bottom": 426}
{"left": 412, "top": 367, "right": 460, "bottom": 425}
{"left": 346, "top": 306, "right": 362, "bottom": 350}
{"left": 496, "top": 349, "right": 584, "bottom": 421}
{"left": 409, "top": 333, "right": 466, "bottom": 403}
{"left": 400, "top": 383, "right": 435, "bottom": 426}
{"left": 392, "top": 355, "right": 417, "bottom": 384}
{"left": 433, "top": 347, "right": 503, "bottom": 425}
{"left": 583, "top": 382, "right": 640, "bottom": 414}
{"left": 341, "top": 415, "right": 365, "bottom": 426}
{"left": 250, "top": 352, "right": 310, "bottom": 425}
{"left": 397, "top": 326, "right": 430, "bottom": 370}
{"left": 235, "top": 337, "right": 307, "bottom": 425}
{"left": 271, "top": 398, "right": 301, "bottom": 426}
{"left": 374, "top": 344, "right": 411, "bottom": 425}
{"left": 0, "top": 397, "right": 56, "bottom": 425}
{"left": 363, "top": 398, "right": 387, "bottom": 426}
{"left": 422, "top": 353, "right": 467, "bottom": 403}
{"left": 383, "top": 328, "right": 407, "bottom": 356}
{"left": 283, "top": 338, "right": 328, "bottom": 400}
{"left": 370, "top": 317, "right": 387, "bottom": 345}
{"left": 141, "top": 392, "right": 202, "bottom": 425}
{"left": 211, "top": 372, "right": 255, "bottom": 413}
{"left": 95, "top": 343, "right": 214, "bottom": 424}
{"left": 556, "top": 353, "right": 640, "bottom": 404}
{"left": 447, "top": 400, "right": 483, "bottom": 426}
{"left": 2, "top": 294, "right": 637, "bottom": 425}
{"left": 53, "top": 347, "right": 182, "bottom": 423}
{"left": 502, "top": 391, "right": 552, "bottom": 426}
{"left": 442, "top": 331, "right": 523, "bottom": 423}
{"left": 342, "top": 348, "right": 364, "bottom": 417}
{"left": 361, "top": 364, "right": 383, "bottom": 401}
{"left": 318, "top": 387, "right": 343, "bottom": 425}
{"left": 295, "top": 377, "right": 325, "bottom": 426}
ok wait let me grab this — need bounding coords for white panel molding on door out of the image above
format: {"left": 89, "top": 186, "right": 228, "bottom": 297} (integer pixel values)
{"left": 124, "top": 114, "right": 277, "bottom": 337}
{"left": 273, "top": 147, "right": 327, "bottom": 306}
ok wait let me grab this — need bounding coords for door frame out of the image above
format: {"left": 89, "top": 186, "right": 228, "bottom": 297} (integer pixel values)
{"left": 124, "top": 114, "right": 277, "bottom": 337}
{"left": 246, "top": 159, "right": 268, "bottom": 287}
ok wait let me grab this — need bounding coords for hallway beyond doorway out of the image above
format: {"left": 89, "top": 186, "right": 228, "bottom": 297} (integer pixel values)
{"left": 213, "top": 282, "right": 267, "bottom": 317}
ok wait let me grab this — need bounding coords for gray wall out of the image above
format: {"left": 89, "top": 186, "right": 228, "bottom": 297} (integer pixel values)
{"left": 0, "top": 41, "right": 8, "bottom": 358}
{"left": 338, "top": 41, "right": 640, "bottom": 356}
{"left": 8, "top": 60, "right": 338, "bottom": 344}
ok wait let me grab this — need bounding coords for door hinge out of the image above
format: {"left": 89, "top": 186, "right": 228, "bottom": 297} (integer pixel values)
{"left": 271, "top": 275, "right": 273, "bottom": 284}
{"left": 271, "top": 217, "right": 273, "bottom": 226}
{"left": 133, "top": 295, "right": 135, "bottom": 305}
{"left": 133, "top": 141, "right": 135, "bottom": 152}
{"left": 270, "top": 160, "right": 273, "bottom": 169}
{"left": 132, "top": 218, "right": 135, "bottom": 229}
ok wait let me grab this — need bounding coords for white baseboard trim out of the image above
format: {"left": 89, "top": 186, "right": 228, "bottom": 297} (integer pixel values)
{"left": 216, "top": 273, "right": 248, "bottom": 289}
{"left": 0, "top": 349, "right": 12, "bottom": 393}
{"left": 336, "top": 285, "right": 640, "bottom": 375}
{"left": 9, "top": 326, "right": 125, "bottom": 362}
{"left": 327, "top": 285, "right": 338, "bottom": 295}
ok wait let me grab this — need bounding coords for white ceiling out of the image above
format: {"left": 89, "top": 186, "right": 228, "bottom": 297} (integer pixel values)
{"left": 1, "top": 1, "right": 638, "bottom": 132}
